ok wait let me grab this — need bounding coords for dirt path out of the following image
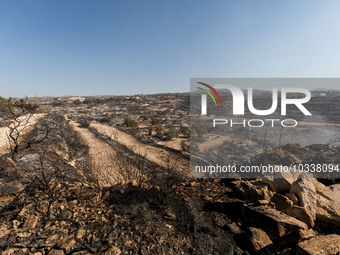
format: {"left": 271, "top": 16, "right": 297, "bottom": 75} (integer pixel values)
{"left": 157, "top": 137, "right": 188, "bottom": 152}
{"left": 198, "top": 135, "right": 231, "bottom": 152}
{"left": 0, "top": 114, "right": 46, "bottom": 156}
{"left": 90, "top": 123, "right": 190, "bottom": 176}
{"left": 68, "top": 120, "right": 122, "bottom": 187}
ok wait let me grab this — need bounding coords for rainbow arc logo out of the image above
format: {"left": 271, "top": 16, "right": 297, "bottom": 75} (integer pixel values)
{"left": 196, "top": 82, "right": 223, "bottom": 106}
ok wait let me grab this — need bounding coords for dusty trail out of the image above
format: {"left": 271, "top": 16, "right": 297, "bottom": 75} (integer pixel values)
{"left": 90, "top": 123, "right": 190, "bottom": 176}
{"left": 0, "top": 114, "right": 46, "bottom": 156}
{"left": 68, "top": 120, "right": 121, "bottom": 187}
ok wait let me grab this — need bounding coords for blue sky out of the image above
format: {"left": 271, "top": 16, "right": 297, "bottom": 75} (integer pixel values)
{"left": 1, "top": 0, "right": 340, "bottom": 97}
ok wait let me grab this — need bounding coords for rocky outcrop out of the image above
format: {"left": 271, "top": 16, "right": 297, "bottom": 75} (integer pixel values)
{"left": 288, "top": 205, "right": 314, "bottom": 229}
{"left": 231, "top": 180, "right": 273, "bottom": 201}
{"left": 285, "top": 192, "right": 298, "bottom": 205}
{"left": 298, "top": 229, "right": 316, "bottom": 242}
{"left": 270, "top": 193, "right": 293, "bottom": 213}
{"left": 261, "top": 170, "right": 296, "bottom": 193}
{"left": 242, "top": 205, "right": 307, "bottom": 239}
{"left": 248, "top": 227, "right": 274, "bottom": 253}
{"left": 296, "top": 234, "right": 340, "bottom": 255}
{"left": 315, "top": 183, "right": 340, "bottom": 227}
{"left": 290, "top": 174, "right": 317, "bottom": 220}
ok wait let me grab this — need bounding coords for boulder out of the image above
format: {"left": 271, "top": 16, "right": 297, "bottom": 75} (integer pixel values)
{"left": 271, "top": 193, "right": 293, "bottom": 213}
{"left": 298, "top": 229, "right": 316, "bottom": 242}
{"left": 231, "top": 180, "right": 273, "bottom": 201}
{"left": 242, "top": 205, "right": 307, "bottom": 240}
{"left": 315, "top": 183, "right": 340, "bottom": 227}
{"left": 296, "top": 234, "right": 340, "bottom": 255}
{"left": 285, "top": 193, "right": 298, "bottom": 205}
{"left": 261, "top": 170, "right": 296, "bottom": 193}
{"left": 290, "top": 174, "right": 316, "bottom": 220}
{"left": 248, "top": 227, "right": 274, "bottom": 253}
{"left": 226, "top": 222, "right": 242, "bottom": 235}
{"left": 312, "top": 178, "right": 326, "bottom": 192}
{"left": 288, "top": 205, "right": 314, "bottom": 229}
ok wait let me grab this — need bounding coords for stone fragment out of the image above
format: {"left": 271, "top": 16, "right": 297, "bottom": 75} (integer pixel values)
{"left": 296, "top": 234, "right": 340, "bottom": 255}
{"left": 288, "top": 205, "right": 314, "bottom": 229}
{"left": 271, "top": 193, "right": 293, "bottom": 213}
{"left": 163, "top": 212, "right": 176, "bottom": 220}
{"left": 242, "top": 205, "right": 307, "bottom": 239}
{"left": 261, "top": 170, "right": 296, "bottom": 193}
{"left": 315, "top": 183, "right": 340, "bottom": 227}
{"left": 290, "top": 174, "right": 316, "bottom": 220}
{"left": 105, "top": 246, "right": 121, "bottom": 255}
{"left": 248, "top": 227, "right": 273, "bottom": 252}
{"left": 285, "top": 193, "right": 298, "bottom": 205}
{"left": 226, "top": 222, "right": 242, "bottom": 235}
{"left": 17, "top": 203, "right": 34, "bottom": 221}
{"left": 22, "top": 215, "right": 39, "bottom": 229}
{"left": 298, "top": 229, "right": 316, "bottom": 242}
{"left": 231, "top": 180, "right": 273, "bottom": 201}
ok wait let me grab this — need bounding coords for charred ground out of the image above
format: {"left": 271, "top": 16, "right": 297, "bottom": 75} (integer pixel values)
{"left": 0, "top": 93, "right": 340, "bottom": 254}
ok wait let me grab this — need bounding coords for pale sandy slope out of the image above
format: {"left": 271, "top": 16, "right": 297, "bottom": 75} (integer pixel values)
{"left": 68, "top": 120, "right": 122, "bottom": 187}
{"left": 90, "top": 123, "right": 190, "bottom": 176}
{"left": 0, "top": 114, "right": 46, "bottom": 156}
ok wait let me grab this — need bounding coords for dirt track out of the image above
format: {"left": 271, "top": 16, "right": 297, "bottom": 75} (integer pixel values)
{"left": 90, "top": 123, "right": 190, "bottom": 175}
{"left": 68, "top": 120, "right": 121, "bottom": 187}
